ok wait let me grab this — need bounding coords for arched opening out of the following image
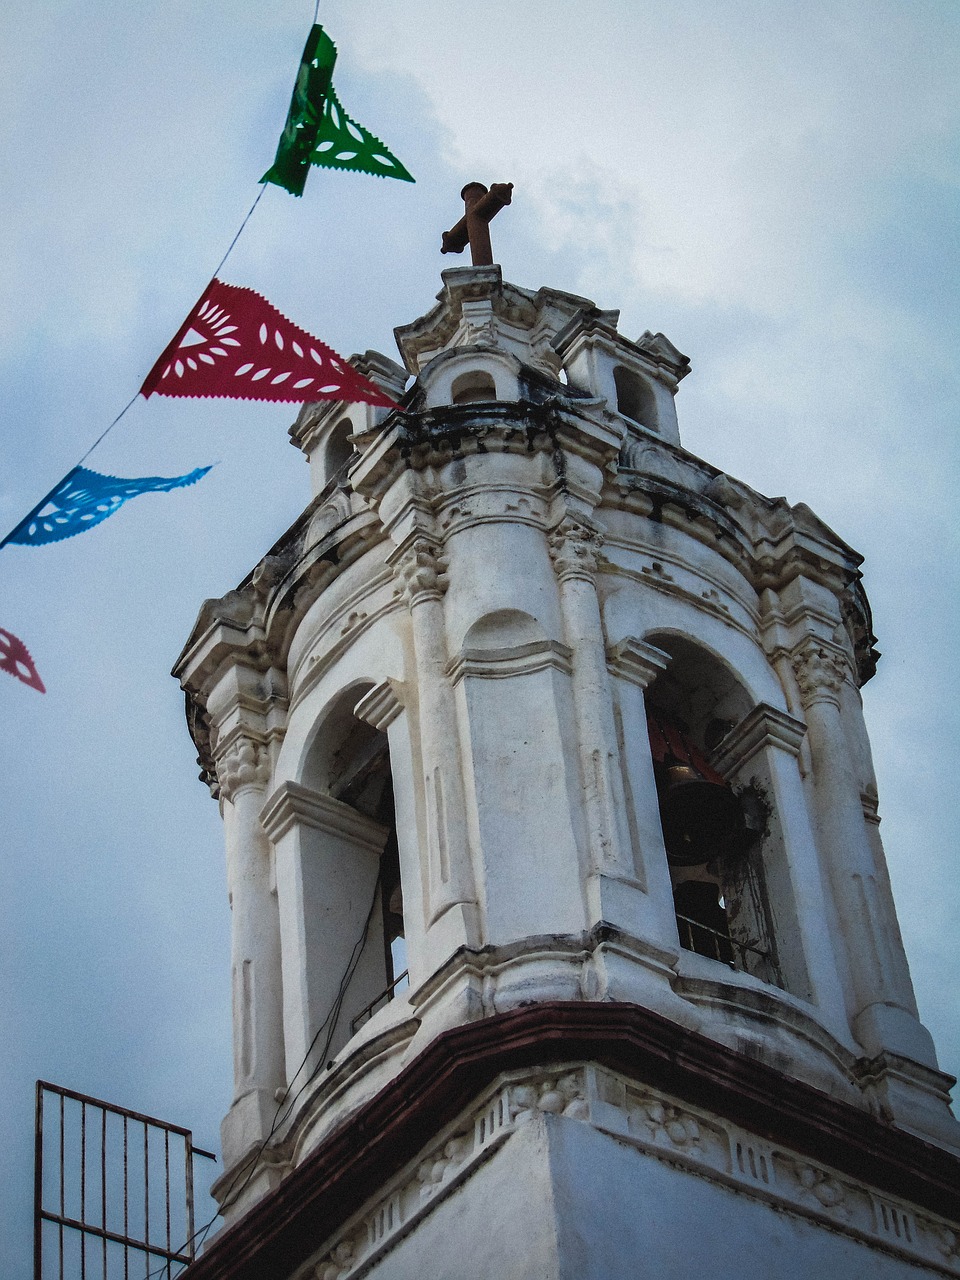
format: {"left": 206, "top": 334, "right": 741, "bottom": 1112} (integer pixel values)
{"left": 451, "top": 370, "right": 497, "bottom": 405}
{"left": 614, "top": 366, "right": 658, "bottom": 431}
{"left": 644, "top": 636, "right": 777, "bottom": 983}
{"left": 323, "top": 417, "right": 355, "bottom": 483}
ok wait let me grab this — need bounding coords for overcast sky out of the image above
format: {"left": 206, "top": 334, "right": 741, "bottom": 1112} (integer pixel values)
{"left": 2, "top": 2, "right": 958, "bottom": 1273}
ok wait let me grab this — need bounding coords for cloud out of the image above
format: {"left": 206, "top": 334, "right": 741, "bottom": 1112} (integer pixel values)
{"left": 1, "top": 4, "right": 958, "bottom": 1275}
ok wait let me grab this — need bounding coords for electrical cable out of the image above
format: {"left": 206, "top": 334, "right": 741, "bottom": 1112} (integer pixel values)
{"left": 145, "top": 872, "right": 382, "bottom": 1277}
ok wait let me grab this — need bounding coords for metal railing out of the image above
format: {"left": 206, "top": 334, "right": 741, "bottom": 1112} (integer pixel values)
{"left": 350, "top": 970, "right": 410, "bottom": 1034}
{"left": 675, "top": 913, "right": 777, "bottom": 982}
{"left": 34, "top": 1081, "right": 216, "bottom": 1280}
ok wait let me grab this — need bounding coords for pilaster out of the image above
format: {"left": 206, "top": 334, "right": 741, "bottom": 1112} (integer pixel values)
{"left": 789, "top": 637, "right": 959, "bottom": 1146}
{"left": 548, "top": 517, "right": 634, "bottom": 896}
{"left": 387, "top": 532, "right": 479, "bottom": 943}
{"left": 261, "top": 782, "right": 389, "bottom": 1086}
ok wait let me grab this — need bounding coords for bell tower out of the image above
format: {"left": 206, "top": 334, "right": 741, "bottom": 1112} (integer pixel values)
{"left": 175, "top": 249, "right": 960, "bottom": 1278}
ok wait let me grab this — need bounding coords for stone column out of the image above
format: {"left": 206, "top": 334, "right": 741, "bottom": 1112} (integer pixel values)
{"left": 216, "top": 733, "right": 287, "bottom": 1164}
{"left": 549, "top": 518, "right": 633, "bottom": 883}
{"left": 390, "top": 534, "right": 478, "bottom": 934}
{"left": 791, "top": 640, "right": 930, "bottom": 1060}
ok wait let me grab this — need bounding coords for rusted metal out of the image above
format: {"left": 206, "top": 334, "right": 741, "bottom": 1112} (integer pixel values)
{"left": 675, "top": 911, "right": 780, "bottom": 985}
{"left": 350, "top": 969, "right": 410, "bottom": 1034}
{"left": 441, "top": 182, "right": 513, "bottom": 266}
{"left": 34, "top": 1081, "right": 216, "bottom": 1280}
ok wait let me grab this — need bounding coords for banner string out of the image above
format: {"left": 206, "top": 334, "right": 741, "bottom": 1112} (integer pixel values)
{"left": 0, "top": 185, "right": 268, "bottom": 550}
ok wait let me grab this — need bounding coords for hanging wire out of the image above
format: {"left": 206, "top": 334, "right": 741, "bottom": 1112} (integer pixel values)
{"left": 75, "top": 391, "right": 144, "bottom": 467}
{"left": 143, "top": 873, "right": 381, "bottom": 1279}
{"left": 0, "top": 183, "right": 269, "bottom": 552}
{"left": 210, "top": 185, "right": 266, "bottom": 281}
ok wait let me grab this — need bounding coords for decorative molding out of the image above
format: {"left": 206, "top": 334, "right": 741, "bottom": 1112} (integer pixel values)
{"left": 304, "top": 1062, "right": 960, "bottom": 1280}
{"left": 710, "top": 702, "right": 807, "bottom": 776}
{"left": 182, "top": 1003, "right": 960, "bottom": 1280}
{"left": 791, "top": 641, "right": 849, "bottom": 710}
{"left": 547, "top": 516, "right": 604, "bottom": 583}
{"left": 605, "top": 636, "right": 671, "bottom": 690}
{"left": 308, "top": 1072, "right": 589, "bottom": 1280}
{"left": 446, "top": 638, "right": 573, "bottom": 685}
{"left": 353, "top": 681, "right": 405, "bottom": 733}
{"left": 216, "top": 736, "right": 270, "bottom": 804}
{"left": 388, "top": 534, "right": 449, "bottom": 606}
{"left": 861, "top": 786, "right": 881, "bottom": 825}
{"left": 260, "top": 781, "right": 388, "bottom": 852}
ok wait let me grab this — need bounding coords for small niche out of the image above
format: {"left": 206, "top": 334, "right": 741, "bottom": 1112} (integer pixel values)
{"left": 324, "top": 417, "right": 354, "bottom": 481}
{"left": 451, "top": 370, "right": 497, "bottom": 405}
{"left": 614, "top": 366, "right": 657, "bottom": 430}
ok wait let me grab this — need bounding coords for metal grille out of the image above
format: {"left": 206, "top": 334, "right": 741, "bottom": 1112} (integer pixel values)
{"left": 350, "top": 969, "right": 410, "bottom": 1034}
{"left": 675, "top": 912, "right": 780, "bottom": 985}
{"left": 34, "top": 1081, "right": 216, "bottom": 1280}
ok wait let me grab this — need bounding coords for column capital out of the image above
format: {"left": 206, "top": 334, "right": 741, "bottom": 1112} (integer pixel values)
{"left": 547, "top": 516, "right": 604, "bottom": 584}
{"left": 791, "top": 640, "right": 849, "bottom": 710}
{"left": 605, "top": 637, "right": 671, "bottom": 690}
{"left": 216, "top": 732, "right": 271, "bottom": 804}
{"left": 388, "top": 532, "right": 449, "bottom": 606}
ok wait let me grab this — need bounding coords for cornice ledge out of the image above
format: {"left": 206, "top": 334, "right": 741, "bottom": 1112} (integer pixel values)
{"left": 447, "top": 638, "right": 573, "bottom": 685}
{"left": 711, "top": 703, "right": 807, "bottom": 775}
{"left": 605, "top": 636, "right": 672, "bottom": 689}
{"left": 172, "top": 608, "right": 267, "bottom": 694}
{"left": 182, "top": 1002, "right": 960, "bottom": 1280}
{"left": 260, "top": 781, "right": 388, "bottom": 851}
{"left": 353, "top": 680, "right": 405, "bottom": 732}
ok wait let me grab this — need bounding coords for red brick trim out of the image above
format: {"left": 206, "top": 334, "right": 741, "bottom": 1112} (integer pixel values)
{"left": 185, "top": 1002, "right": 960, "bottom": 1279}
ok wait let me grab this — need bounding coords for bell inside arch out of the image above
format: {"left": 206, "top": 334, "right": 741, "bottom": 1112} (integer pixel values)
{"left": 648, "top": 708, "right": 748, "bottom": 867}
{"left": 658, "top": 761, "right": 747, "bottom": 866}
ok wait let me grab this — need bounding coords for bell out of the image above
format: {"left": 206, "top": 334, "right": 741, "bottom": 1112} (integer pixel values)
{"left": 658, "top": 761, "right": 748, "bottom": 866}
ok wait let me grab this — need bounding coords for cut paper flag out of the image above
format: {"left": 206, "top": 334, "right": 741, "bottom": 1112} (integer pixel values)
{"left": 0, "top": 465, "right": 211, "bottom": 548}
{"left": 0, "top": 627, "right": 45, "bottom": 692}
{"left": 262, "top": 25, "right": 338, "bottom": 197}
{"left": 140, "top": 279, "right": 399, "bottom": 408}
{"left": 262, "top": 25, "right": 413, "bottom": 196}
{"left": 310, "top": 88, "right": 414, "bottom": 184}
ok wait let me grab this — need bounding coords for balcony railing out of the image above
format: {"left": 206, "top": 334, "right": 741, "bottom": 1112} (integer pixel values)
{"left": 350, "top": 970, "right": 410, "bottom": 1035}
{"left": 34, "top": 1081, "right": 216, "bottom": 1280}
{"left": 675, "top": 913, "right": 780, "bottom": 985}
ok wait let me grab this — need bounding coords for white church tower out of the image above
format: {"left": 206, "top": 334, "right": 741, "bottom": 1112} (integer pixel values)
{"left": 174, "top": 192, "right": 960, "bottom": 1279}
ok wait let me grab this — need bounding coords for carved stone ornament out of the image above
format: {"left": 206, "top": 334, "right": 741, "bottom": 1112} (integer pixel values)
{"left": 394, "top": 536, "right": 449, "bottom": 605}
{"left": 791, "top": 641, "right": 849, "bottom": 709}
{"left": 547, "top": 517, "right": 604, "bottom": 582}
{"left": 216, "top": 736, "right": 270, "bottom": 803}
{"left": 302, "top": 1064, "right": 960, "bottom": 1280}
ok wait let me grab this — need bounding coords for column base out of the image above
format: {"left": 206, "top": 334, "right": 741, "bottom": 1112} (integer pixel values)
{"left": 856, "top": 1050, "right": 960, "bottom": 1155}
{"left": 215, "top": 1087, "right": 289, "bottom": 1222}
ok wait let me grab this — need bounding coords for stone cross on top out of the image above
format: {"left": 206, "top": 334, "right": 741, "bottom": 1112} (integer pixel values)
{"left": 441, "top": 182, "right": 513, "bottom": 267}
